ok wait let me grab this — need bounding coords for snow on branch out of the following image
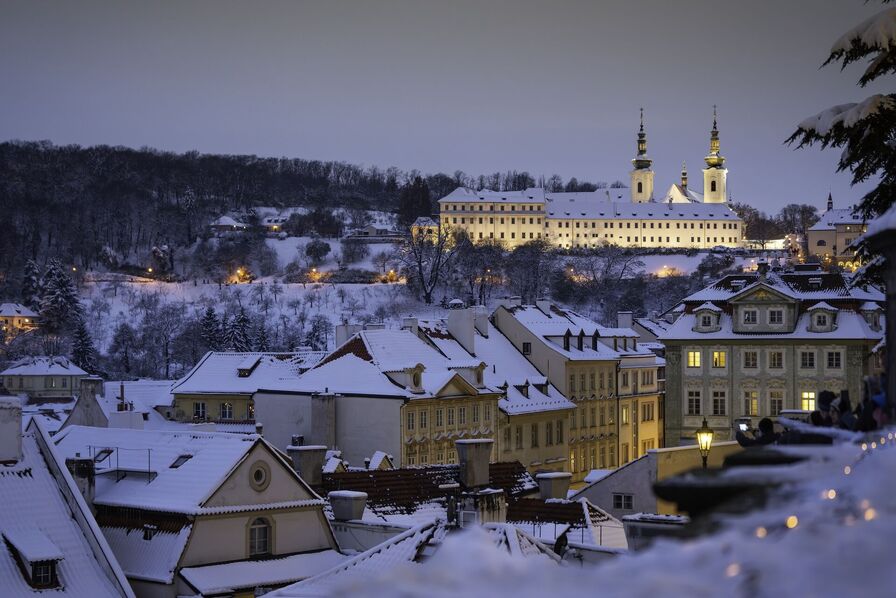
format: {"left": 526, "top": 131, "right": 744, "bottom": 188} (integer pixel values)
{"left": 795, "top": 94, "right": 896, "bottom": 137}
{"left": 827, "top": 6, "right": 896, "bottom": 85}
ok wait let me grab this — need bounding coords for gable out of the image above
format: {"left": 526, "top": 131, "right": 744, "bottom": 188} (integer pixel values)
{"left": 433, "top": 373, "right": 478, "bottom": 398}
{"left": 201, "top": 442, "right": 317, "bottom": 509}
{"left": 728, "top": 283, "right": 795, "bottom": 305}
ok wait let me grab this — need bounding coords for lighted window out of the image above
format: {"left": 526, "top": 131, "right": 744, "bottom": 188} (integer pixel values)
{"left": 621, "top": 406, "right": 629, "bottom": 424}
{"left": 712, "top": 351, "right": 726, "bottom": 368}
{"left": 744, "top": 391, "right": 759, "bottom": 416}
{"left": 801, "top": 391, "right": 816, "bottom": 411}
{"left": 687, "top": 351, "right": 701, "bottom": 368}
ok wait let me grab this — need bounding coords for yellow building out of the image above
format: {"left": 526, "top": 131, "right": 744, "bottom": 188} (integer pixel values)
{"left": 1, "top": 356, "right": 87, "bottom": 399}
{"left": 0, "top": 302, "right": 38, "bottom": 336}
{"left": 436, "top": 111, "right": 744, "bottom": 249}
{"left": 806, "top": 194, "right": 866, "bottom": 270}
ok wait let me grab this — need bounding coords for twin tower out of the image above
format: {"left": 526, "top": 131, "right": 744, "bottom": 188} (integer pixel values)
{"left": 629, "top": 107, "right": 728, "bottom": 204}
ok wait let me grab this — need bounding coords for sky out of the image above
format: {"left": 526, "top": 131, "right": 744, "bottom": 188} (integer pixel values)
{"left": 0, "top": 0, "right": 888, "bottom": 214}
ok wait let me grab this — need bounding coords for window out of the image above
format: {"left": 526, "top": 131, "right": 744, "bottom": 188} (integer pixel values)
{"left": 701, "top": 315, "right": 712, "bottom": 327}
{"left": 770, "top": 390, "right": 784, "bottom": 416}
{"left": 580, "top": 374, "right": 586, "bottom": 392}
{"left": 193, "top": 402, "right": 206, "bottom": 420}
{"left": 743, "top": 351, "right": 758, "bottom": 369}
{"left": 769, "top": 351, "right": 783, "bottom": 369}
{"left": 220, "top": 402, "right": 233, "bottom": 420}
{"left": 485, "top": 404, "right": 491, "bottom": 421}
{"left": 642, "top": 439, "right": 655, "bottom": 453}
{"left": 407, "top": 411, "right": 415, "bottom": 430}
{"left": 637, "top": 182, "right": 643, "bottom": 193}
{"left": 712, "top": 390, "right": 727, "bottom": 416}
{"left": 642, "top": 402, "right": 655, "bottom": 421}
{"left": 569, "top": 374, "right": 575, "bottom": 393}
{"left": 249, "top": 518, "right": 271, "bottom": 557}
{"left": 801, "top": 391, "right": 816, "bottom": 411}
{"left": 170, "top": 454, "right": 193, "bottom": 468}
{"left": 743, "top": 310, "right": 758, "bottom": 324}
{"left": 420, "top": 410, "right": 428, "bottom": 429}
{"left": 503, "top": 426, "right": 511, "bottom": 450}
{"left": 599, "top": 406, "right": 606, "bottom": 426}
{"left": 769, "top": 310, "right": 783, "bottom": 324}
{"left": 621, "top": 443, "right": 630, "bottom": 464}
{"left": 590, "top": 407, "right": 597, "bottom": 427}
{"left": 589, "top": 373, "right": 596, "bottom": 390}
{"left": 556, "top": 419, "right": 564, "bottom": 443}
{"left": 31, "top": 562, "right": 57, "bottom": 588}
{"left": 609, "top": 445, "right": 616, "bottom": 467}
{"left": 458, "top": 407, "right": 467, "bottom": 425}
{"left": 621, "top": 405, "right": 629, "bottom": 424}
{"left": 827, "top": 351, "right": 842, "bottom": 369}
{"left": 515, "top": 425, "right": 523, "bottom": 449}
{"left": 687, "top": 351, "right": 701, "bottom": 368}
{"left": 622, "top": 372, "right": 629, "bottom": 387}
{"left": 472, "top": 404, "right": 479, "bottom": 423}
{"left": 546, "top": 422, "right": 554, "bottom": 446}
{"left": 581, "top": 408, "right": 587, "bottom": 428}
{"left": 569, "top": 450, "right": 576, "bottom": 472}
{"left": 800, "top": 351, "right": 815, "bottom": 369}
{"left": 744, "top": 391, "right": 759, "bottom": 416}
{"left": 447, "top": 408, "right": 455, "bottom": 426}
{"left": 435, "top": 408, "right": 443, "bottom": 427}
{"left": 522, "top": 342, "right": 531, "bottom": 355}
{"left": 247, "top": 400, "right": 255, "bottom": 420}
{"left": 642, "top": 370, "right": 654, "bottom": 385}
{"left": 530, "top": 423, "right": 539, "bottom": 447}
{"left": 687, "top": 390, "right": 701, "bottom": 415}
{"left": 600, "top": 446, "right": 607, "bottom": 468}
{"left": 712, "top": 351, "right": 726, "bottom": 368}
{"left": 711, "top": 180, "right": 717, "bottom": 192}
{"left": 815, "top": 314, "right": 828, "bottom": 327}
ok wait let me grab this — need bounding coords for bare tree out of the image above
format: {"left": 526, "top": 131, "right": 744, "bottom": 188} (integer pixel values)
{"left": 399, "top": 224, "right": 458, "bottom": 304}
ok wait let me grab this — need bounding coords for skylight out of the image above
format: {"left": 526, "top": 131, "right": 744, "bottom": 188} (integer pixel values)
{"left": 170, "top": 454, "right": 193, "bottom": 468}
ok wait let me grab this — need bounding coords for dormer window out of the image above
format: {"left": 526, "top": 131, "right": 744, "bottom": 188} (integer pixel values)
{"left": 743, "top": 310, "right": 758, "bottom": 325}
{"left": 815, "top": 314, "right": 828, "bottom": 328}
{"left": 701, "top": 315, "right": 712, "bottom": 327}
{"left": 412, "top": 371, "right": 422, "bottom": 388}
{"left": 3, "top": 530, "right": 63, "bottom": 590}
{"left": 769, "top": 309, "right": 783, "bottom": 325}
{"left": 31, "top": 561, "right": 58, "bottom": 588}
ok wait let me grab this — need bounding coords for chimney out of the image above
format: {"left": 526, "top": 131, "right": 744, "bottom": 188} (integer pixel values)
{"left": 756, "top": 259, "right": 769, "bottom": 281}
{"left": 119, "top": 381, "right": 126, "bottom": 410}
{"left": 310, "top": 393, "right": 336, "bottom": 447}
{"left": 447, "top": 306, "right": 476, "bottom": 354}
{"left": 255, "top": 422, "right": 264, "bottom": 436}
{"left": 455, "top": 439, "right": 493, "bottom": 488}
{"left": 473, "top": 305, "right": 489, "bottom": 338}
{"left": 536, "top": 298, "right": 552, "bottom": 314}
{"left": 335, "top": 324, "right": 363, "bottom": 347}
{"left": 108, "top": 411, "right": 144, "bottom": 429}
{"left": 0, "top": 397, "right": 22, "bottom": 464}
{"left": 401, "top": 317, "right": 419, "bottom": 335}
{"left": 328, "top": 491, "right": 367, "bottom": 521}
{"left": 288, "top": 444, "right": 327, "bottom": 486}
{"left": 536, "top": 472, "right": 572, "bottom": 500}
{"left": 617, "top": 311, "right": 634, "bottom": 330}
{"left": 66, "top": 454, "right": 96, "bottom": 511}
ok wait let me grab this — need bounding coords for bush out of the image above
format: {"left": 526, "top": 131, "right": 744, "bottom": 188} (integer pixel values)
{"left": 305, "top": 239, "right": 331, "bottom": 264}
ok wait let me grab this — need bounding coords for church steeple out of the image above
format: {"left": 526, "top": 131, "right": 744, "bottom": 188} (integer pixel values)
{"left": 630, "top": 108, "right": 655, "bottom": 203}
{"left": 704, "top": 105, "right": 725, "bottom": 169}
{"left": 826, "top": 192, "right": 834, "bottom": 211}
{"left": 702, "top": 106, "right": 728, "bottom": 204}
{"left": 680, "top": 162, "right": 688, "bottom": 193}
{"left": 632, "top": 107, "right": 653, "bottom": 171}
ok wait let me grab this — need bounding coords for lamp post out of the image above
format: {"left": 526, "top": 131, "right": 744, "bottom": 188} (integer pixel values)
{"left": 696, "top": 417, "right": 714, "bottom": 470}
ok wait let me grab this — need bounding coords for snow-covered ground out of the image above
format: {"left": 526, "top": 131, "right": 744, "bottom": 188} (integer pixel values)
{"left": 264, "top": 236, "right": 399, "bottom": 272}
{"left": 330, "top": 434, "right": 896, "bottom": 597}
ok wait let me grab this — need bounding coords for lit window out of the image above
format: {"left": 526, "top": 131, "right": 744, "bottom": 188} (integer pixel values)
{"left": 744, "top": 391, "right": 759, "bottom": 416}
{"left": 687, "top": 351, "right": 701, "bottom": 368}
{"left": 712, "top": 351, "right": 726, "bottom": 368}
{"left": 801, "top": 391, "right": 816, "bottom": 411}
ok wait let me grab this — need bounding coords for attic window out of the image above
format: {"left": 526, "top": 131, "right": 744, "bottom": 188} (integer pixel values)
{"left": 170, "top": 454, "right": 193, "bottom": 468}
{"left": 731, "top": 280, "right": 745, "bottom": 290}
{"left": 93, "top": 448, "right": 114, "bottom": 464}
{"left": 3, "top": 530, "right": 63, "bottom": 590}
{"left": 809, "top": 277, "right": 822, "bottom": 288}
{"left": 237, "top": 355, "right": 262, "bottom": 377}
{"left": 143, "top": 524, "right": 158, "bottom": 541}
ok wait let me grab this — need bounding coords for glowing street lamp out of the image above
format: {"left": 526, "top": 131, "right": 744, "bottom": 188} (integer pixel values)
{"left": 147, "top": 267, "right": 153, "bottom": 274}
{"left": 696, "top": 418, "right": 714, "bottom": 469}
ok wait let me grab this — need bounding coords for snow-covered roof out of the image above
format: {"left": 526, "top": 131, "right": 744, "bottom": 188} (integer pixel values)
{"left": 20, "top": 394, "right": 77, "bottom": 434}
{"left": 807, "top": 207, "right": 864, "bottom": 231}
{"left": 1, "top": 355, "right": 88, "bottom": 377}
{"left": 660, "top": 311, "right": 882, "bottom": 342}
{"left": 438, "top": 186, "right": 741, "bottom": 222}
{"left": 860, "top": 301, "right": 883, "bottom": 311}
{"left": 171, "top": 351, "right": 325, "bottom": 396}
{"left": 180, "top": 549, "right": 348, "bottom": 595}
{"left": 681, "top": 272, "right": 883, "bottom": 304}
{"left": 101, "top": 525, "right": 190, "bottom": 583}
{"left": 0, "top": 421, "right": 133, "bottom": 596}
{"left": 507, "top": 497, "right": 627, "bottom": 549}
{"left": 52, "top": 426, "right": 316, "bottom": 515}
{"left": 694, "top": 302, "right": 722, "bottom": 313}
{"left": 806, "top": 301, "right": 838, "bottom": 312}
{"left": 210, "top": 215, "right": 247, "bottom": 227}
{"left": 0, "top": 302, "right": 38, "bottom": 318}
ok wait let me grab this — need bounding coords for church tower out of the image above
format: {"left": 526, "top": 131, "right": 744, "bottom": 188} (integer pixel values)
{"left": 630, "top": 108, "right": 655, "bottom": 203}
{"left": 826, "top": 192, "right": 834, "bottom": 212}
{"left": 702, "top": 106, "right": 728, "bottom": 203}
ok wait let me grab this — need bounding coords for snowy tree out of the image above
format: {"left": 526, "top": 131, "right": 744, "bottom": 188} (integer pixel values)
{"left": 108, "top": 321, "right": 138, "bottom": 375}
{"left": 788, "top": 2, "right": 896, "bottom": 221}
{"left": 22, "top": 259, "right": 42, "bottom": 309}
{"left": 254, "top": 323, "right": 270, "bottom": 352}
{"left": 304, "top": 315, "right": 333, "bottom": 351}
{"left": 70, "top": 318, "right": 97, "bottom": 374}
{"left": 305, "top": 239, "right": 331, "bottom": 265}
{"left": 225, "top": 308, "right": 252, "bottom": 352}
{"left": 39, "top": 259, "right": 83, "bottom": 333}
{"left": 200, "top": 307, "right": 222, "bottom": 352}
{"left": 400, "top": 224, "right": 458, "bottom": 304}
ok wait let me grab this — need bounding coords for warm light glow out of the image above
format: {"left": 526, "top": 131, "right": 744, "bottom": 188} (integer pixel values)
{"left": 755, "top": 526, "right": 767, "bottom": 539}
{"left": 859, "top": 499, "right": 871, "bottom": 510}
{"left": 725, "top": 563, "right": 740, "bottom": 577}
{"left": 871, "top": 442, "right": 877, "bottom": 449}
{"left": 696, "top": 418, "right": 714, "bottom": 457}
{"left": 844, "top": 466, "right": 851, "bottom": 475}
{"left": 861, "top": 443, "right": 868, "bottom": 451}
{"left": 864, "top": 508, "right": 877, "bottom": 521}
{"left": 785, "top": 516, "right": 798, "bottom": 529}
{"left": 72, "top": 266, "right": 77, "bottom": 272}
{"left": 147, "top": 267, "right": 153, "bottom": 273}
{"left": 825, "top": 489, "right": 837, "bottom": 500}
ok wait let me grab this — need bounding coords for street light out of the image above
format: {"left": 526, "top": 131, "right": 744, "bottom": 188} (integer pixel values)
{"left": 696, "top": 418, "right": 714, "bottom": 469}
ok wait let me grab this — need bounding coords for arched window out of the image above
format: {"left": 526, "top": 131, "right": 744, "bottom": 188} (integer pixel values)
{"left": 710, "top": 180, "right": 717, "bottom": 192}
{"left": 249, "top": 517, "right": 271, "bottom": 557}
{"left": 637, "top": 182, "right": 643, "bottom": 194}
{"left": 816, "top": 239, "right": 827, "bottom": 247}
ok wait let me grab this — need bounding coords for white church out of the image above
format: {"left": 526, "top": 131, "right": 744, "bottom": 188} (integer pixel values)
{"left": 436, "top": 109, "right": 744, "bottom": 249}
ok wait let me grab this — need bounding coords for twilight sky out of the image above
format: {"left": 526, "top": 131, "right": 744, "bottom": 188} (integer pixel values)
{"left": 0, "top": 0, "right": 886, "bottom": 213}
